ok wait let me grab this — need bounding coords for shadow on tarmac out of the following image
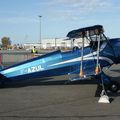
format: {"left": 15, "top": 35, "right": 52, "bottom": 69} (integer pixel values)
{"left": 1, "top": 76, "right": 120, "bottom": 99}
{"left": 3, "top": 77, "right": 97, "bottom": 88}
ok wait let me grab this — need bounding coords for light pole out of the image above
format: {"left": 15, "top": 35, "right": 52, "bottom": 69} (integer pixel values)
{"left": 39, "top": 16, "right": 42, "bottom": 49}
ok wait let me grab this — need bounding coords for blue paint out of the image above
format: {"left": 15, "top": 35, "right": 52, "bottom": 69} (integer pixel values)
{"left": 0, "top": 38, "right": 120, "bottom": 84}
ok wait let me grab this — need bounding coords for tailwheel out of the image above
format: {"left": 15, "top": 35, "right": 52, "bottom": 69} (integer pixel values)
{"left": 108, "top": 81, "right": 120, "bottom": 93}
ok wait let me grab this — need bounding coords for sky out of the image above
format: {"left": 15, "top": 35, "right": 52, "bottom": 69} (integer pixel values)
{"left": 0, "top": 0, "right": 120, "bottom": 44}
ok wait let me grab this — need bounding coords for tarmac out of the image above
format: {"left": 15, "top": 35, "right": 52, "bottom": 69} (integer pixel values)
{"left": 0, "top": 64, "right": 120, "bottom": 120}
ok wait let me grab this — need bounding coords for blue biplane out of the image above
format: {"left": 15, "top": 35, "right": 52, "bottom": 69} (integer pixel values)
{"left": 0, "top": 25, "right": 120, "bottom": 92}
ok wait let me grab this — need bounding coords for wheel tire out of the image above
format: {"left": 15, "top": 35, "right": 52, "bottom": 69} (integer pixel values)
{"left": 108, "top": 81, "right": 120, "bottom": 93}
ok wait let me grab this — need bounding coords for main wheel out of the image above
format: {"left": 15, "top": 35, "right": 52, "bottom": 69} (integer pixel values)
{"left": 108, "top": 81, "right": 120, "bottom": 93}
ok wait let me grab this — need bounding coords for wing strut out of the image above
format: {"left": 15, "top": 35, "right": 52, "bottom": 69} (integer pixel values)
{"left": 95, "top": 35, "right": 101, "bottom": 74}
{"left": 80, "top": 37, "right": 84, "bottom": 77}
{"left": 68, "top": 33, "right": 91, "bottom": 81}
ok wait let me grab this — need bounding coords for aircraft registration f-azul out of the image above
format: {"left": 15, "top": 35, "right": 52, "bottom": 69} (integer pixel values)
{"left": 0, "top": 25, "right": 120, "bottom": 93}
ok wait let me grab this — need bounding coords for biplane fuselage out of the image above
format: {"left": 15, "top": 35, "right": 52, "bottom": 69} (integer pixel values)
{"left": 0, "top": 38, "right": 120, "bottom": 83}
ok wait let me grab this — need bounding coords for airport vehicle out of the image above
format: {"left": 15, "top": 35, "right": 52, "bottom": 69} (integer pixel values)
{"left": 0, "top": 25, "right": 120, "bottom": 92}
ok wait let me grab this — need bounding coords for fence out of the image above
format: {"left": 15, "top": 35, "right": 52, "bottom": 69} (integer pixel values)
{"left": 0, "top": 51, "right": 36, "bottom": 67}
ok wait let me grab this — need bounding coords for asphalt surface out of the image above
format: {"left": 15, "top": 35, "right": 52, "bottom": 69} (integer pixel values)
{"left": 0, "top": 64, "right": 120, "bottom": 120}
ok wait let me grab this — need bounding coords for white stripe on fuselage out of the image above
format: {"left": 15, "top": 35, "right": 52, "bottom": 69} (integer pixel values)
{"left": 50, "top": 51, "right": 114, "bottom": 67}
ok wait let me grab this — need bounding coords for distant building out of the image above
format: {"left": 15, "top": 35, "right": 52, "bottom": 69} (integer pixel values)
{"left": 23, "top": 38, "right": 88, "bottom": 50}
